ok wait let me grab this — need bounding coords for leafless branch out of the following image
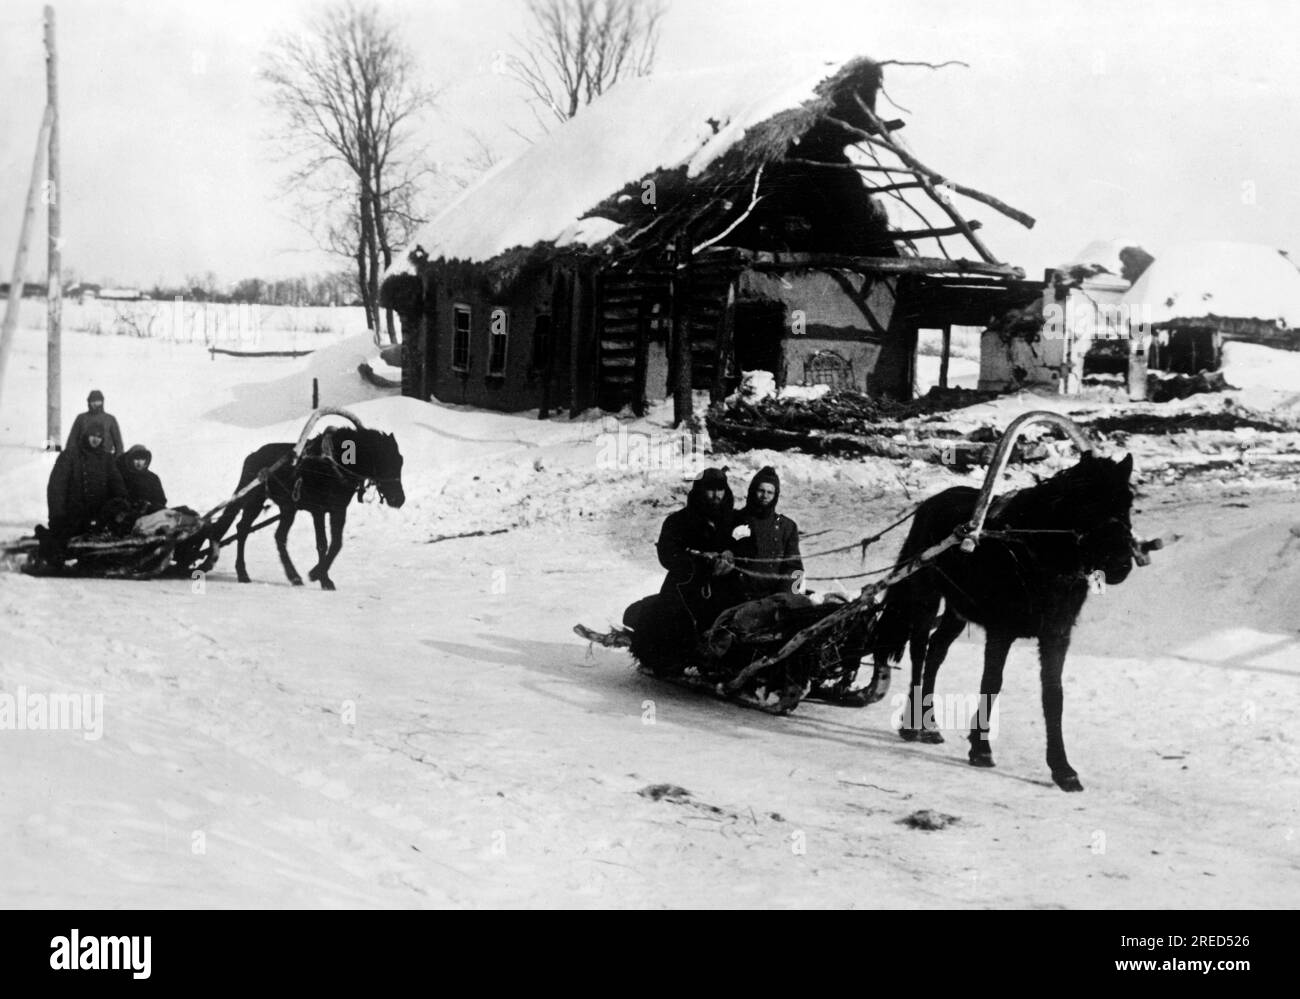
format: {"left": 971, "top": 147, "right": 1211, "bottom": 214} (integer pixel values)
{"left": 507, "top": 0, "right": 666, "bottom": 122}
{"left": 261, "top": 0, "right": 436, "bottom": 341}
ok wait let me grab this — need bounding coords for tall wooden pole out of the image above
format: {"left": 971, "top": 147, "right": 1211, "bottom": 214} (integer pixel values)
{"left": 45, "top": 5, "right": 62, "bottom": 450}
{"left": 671, "top": 241, "right": 693, "bottom": 426}
{"left": 0, "top": 107, "right": 54, "bottom": 414}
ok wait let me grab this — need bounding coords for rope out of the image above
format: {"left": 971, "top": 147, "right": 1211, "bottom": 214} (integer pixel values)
{"left": 729, "top": 561, "right": 897, "bottom": 584}
{"left": 709, "top": 506, "right": 922, "bottom": 566}
{"left": 708, "top": 520, "right": 1085, "bottom": 587}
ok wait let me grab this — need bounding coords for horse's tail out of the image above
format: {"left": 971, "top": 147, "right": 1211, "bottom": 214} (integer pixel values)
{"left": 870, "top": 516, "right": 929, "bottom": 665}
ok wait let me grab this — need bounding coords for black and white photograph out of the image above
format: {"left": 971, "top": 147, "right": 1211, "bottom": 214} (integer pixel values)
{"left": 0, "top": 0, "right": 1296, "bottom": 922}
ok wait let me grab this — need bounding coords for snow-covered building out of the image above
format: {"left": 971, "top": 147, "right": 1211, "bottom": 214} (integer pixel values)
{"left": 382, "top": 55, "right": 1041, "bottom": 415}
{"left": 1121, "top": 240, "right": 1300, "bottom": 372}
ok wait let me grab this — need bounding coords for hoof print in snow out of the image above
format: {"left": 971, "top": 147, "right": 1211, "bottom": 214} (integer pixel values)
{"left": 899, "top": 809, "right": 961, "bottom": 831}
{"left": 638, "top": 783, "right": 691, "bottom": 802}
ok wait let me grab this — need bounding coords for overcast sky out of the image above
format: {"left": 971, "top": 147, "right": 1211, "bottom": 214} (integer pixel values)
{"left": 1, "top": 0, "right": 1295, "bottom": 287}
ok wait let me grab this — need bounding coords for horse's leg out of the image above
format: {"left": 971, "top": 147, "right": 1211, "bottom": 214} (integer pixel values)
{"left": 1040, "top": 631, "right": 1083, "bottom": 792}
{"left": 274, "top": 506, "right": 303, "bottom": 586}
{"left": 899, "top": 591, "right": 940, "bottom": 742}
{"left": 201, "top": 498, "right": 243, "bottom": 573}
{"left": 968, "top": 629, "right": 1014, "bottom": 768}
{"left": 234, "top": 502, "right": 259, "bottom": 584}
{"left": 916, "top": 609, "right": 965, "bottom": 744}
{"left": 314, "top": 507, "right": 347, "bottom": 591}
{"left": 307, "top": 511, "right": 327, "bottom": 582}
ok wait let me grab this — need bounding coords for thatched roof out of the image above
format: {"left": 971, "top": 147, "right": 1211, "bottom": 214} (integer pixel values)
{"left": 1121, "top": 241, "right": 1300, "bottom": 329}
{"left": 385, "top": 54, "right": 1032, "bottom": 281}
{"left": 388, "top": 56, "right": 878, "bottom": 271}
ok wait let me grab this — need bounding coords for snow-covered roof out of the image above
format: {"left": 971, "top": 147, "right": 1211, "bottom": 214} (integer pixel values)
{"left": 1121, "top": 241, "right": 1300, "bottom": 329}
{"left": 388, "top": 55, "right": 878, "bottom": 272}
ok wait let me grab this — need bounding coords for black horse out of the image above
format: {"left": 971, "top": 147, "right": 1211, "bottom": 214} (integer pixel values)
{"left": 204, "top": 426, "right": 405, "bottom": 589}
{"left": 871, "top": 451, "right": 1136, "bottom": 791}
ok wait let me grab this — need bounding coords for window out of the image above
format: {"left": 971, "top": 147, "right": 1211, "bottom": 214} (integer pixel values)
{"left": 487, "top": 307, "right": 508, "bottom": 377}
{"left": 531, "top": 313, "right": 553, "bottom": 372}
{"left": 804, "top": 349, "right": 855, "bottom": 391}
{"left": 452, "top": 304, "right": 471, "bottom": 373}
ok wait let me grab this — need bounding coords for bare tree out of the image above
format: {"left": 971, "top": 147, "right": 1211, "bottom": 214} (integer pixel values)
{"left": 262, "top": 1, "right": 435, "bottom": 343}
{"left": 507, "top": 0, "right": 666, "bottom": 124}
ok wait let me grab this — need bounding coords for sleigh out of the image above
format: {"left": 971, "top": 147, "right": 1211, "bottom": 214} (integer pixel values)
{"left": 6, "top": 515, "right": 214, "bottom": 579}
{"left": 1, "top": 407, "right": 368, "bottom": 581}
{"left": 576, "top": 411, "right": 1167, "bottom": 715}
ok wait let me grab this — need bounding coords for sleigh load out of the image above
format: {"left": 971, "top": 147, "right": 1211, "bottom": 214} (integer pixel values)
{"left": 10, "top": 510, "right": 213, "bottom": 579}
{"left": 578, "top": 577, "right": 895, "bottom": 714}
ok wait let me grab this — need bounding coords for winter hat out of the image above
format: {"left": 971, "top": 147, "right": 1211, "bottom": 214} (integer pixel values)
{"left": 123, "top": 443, "right": 152, "bottom": 468}
{"left": 87, "top": 389, "right": 104, "bottom": 404}
{"left": 696, "top": 467, "right": 730, "bottom": 489}
{"left": 747, "top": 466, "right": 781, "bottom": 508}
{"left": 688, "top": 466, "right": 733, "bottom": 515}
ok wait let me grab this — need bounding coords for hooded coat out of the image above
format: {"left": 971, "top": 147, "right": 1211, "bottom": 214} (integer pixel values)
{"left": 67, "top": 397, "right": 124, "bottom": 455}
{"left": 47, "top": 417, "right": 128, "bottom": 537}
{"left": 628, "top": 469, "right": 745, "bottom": 673}
{"left": 656, "top": 468, "right": 739, "bottom": 597}
{"left": 736, "top": 466, "right": 803, "bottom": 598}
{"left": 118, "top": 444, "right": 167, "bottom": 513}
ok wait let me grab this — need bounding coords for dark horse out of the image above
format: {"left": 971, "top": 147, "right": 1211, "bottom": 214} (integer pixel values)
{"left": 203, "top": 426, "right": 405, "bottom": 589}
{"left": 871, "top": 451, "right": 1136, "bottom": 791}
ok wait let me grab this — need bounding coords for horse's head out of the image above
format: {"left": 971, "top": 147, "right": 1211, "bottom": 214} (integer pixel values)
{"left": 1069, "top": 451, "right": 1136, "bottom": 586}
{"left": 358, "top": 429, "right": 406, "bottom": 508}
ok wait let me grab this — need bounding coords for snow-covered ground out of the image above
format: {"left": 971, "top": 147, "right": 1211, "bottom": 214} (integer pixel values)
{"left": 1, "top": 327, "right": 1298, "bottom": 907}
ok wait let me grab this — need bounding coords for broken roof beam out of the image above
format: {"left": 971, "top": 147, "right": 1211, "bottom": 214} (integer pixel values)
{"left": 784, "top": 158, "right": 928, "bottom": 190}
{"left": 786, "top": 158, "right": 928, "bottom": 175}
{"left": 889, "top": 220, "right": 982, "bottom": 241}
{"left": 835, "top": 99, "right": 996, "bottom": 263}
{"left": 838, "top": 96, "right": 1037, "bottom": 231}
{"left": 867, "top": 180, "right": 927, "bottom": 193}
{"left": 743, "top": 251, "right": 1025, "bottom": 279}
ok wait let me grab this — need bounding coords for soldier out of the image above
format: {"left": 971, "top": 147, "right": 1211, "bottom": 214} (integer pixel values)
{"left": 43, "top": 415, "right": 128, "bottom": 556}
{"left": 733, "top": 466, "right": 803, "bottom": 599}
{"left": 66, "top": 389, "right": 124, "bottom": 455}
{"left": 118, "top": 444, "right": 168, "bottom": 515}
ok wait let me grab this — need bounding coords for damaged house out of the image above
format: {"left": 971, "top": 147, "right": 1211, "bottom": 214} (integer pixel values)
{"left": 381, "top": 55, "right": 1041, "bottom": 417}
{"left": 980, "top": 238, "right": 1153, "bottom": 394}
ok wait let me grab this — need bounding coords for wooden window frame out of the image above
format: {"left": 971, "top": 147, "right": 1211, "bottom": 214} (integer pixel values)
{"left": 452, "top": 303, "right": 471, "bottom": 374}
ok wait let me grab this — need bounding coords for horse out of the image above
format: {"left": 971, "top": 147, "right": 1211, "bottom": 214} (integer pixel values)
{"left": 869, "top": 451, "right": 1137, "bottom": 792}
{"left": 203, "top": 426, "right": 405, "bottom": 590}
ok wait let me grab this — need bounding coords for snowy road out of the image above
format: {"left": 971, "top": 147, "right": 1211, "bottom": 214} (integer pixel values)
{"left": 3, "top": 500, "right": 1297, "bottom": 908}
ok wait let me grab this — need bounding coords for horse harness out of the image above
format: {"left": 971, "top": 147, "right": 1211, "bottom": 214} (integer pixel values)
{"left": 288, "top": 430, "right": 374, "bottom": 504}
